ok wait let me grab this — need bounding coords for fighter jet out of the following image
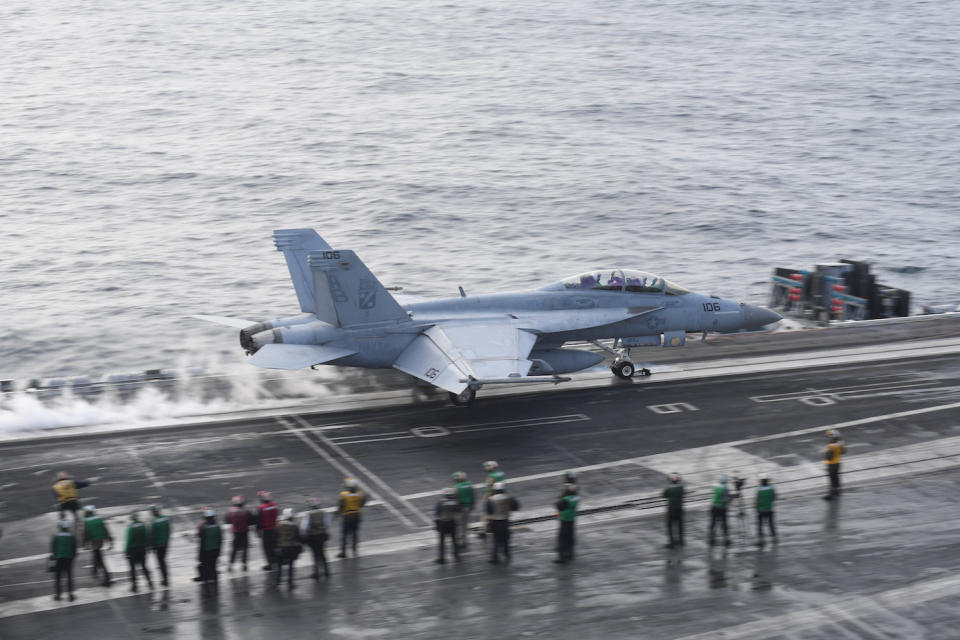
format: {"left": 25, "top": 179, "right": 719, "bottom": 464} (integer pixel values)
{"left": 194, "top": 229, "right": 781, "bottom": 405}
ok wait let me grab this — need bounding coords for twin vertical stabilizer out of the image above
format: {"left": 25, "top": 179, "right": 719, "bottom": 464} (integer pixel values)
{"left": 273, "top": 229, "right": 332, "bottom": 314}
{"left": 307, "top": 249, "right": 408, "bottom": 327}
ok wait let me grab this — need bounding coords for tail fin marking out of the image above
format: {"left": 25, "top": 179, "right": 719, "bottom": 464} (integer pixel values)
{"left": 307, "top": 250, "right": 408, "bottom": 327}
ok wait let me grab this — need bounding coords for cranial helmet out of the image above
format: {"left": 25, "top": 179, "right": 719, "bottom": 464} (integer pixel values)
{"left": 57, "top": 471, "right": 69, "bottom": 480}
{"left": 59, "top": 520, "right": 71, "bottom": 531}
{"left": 281, "top": 507, "right": 294, "bottom": 521}
{"left": 452, "top": 471, "right": 466, "bottom": 481}
{"left": 484, "top": 461, "right": 498, "bottom": 471}
{"left": 344, "top": 478, "right": 359, "bottom": 489}
{"left": 83, "top": 505, "right": 96, "bottom": 513}
{"left": 232, "top": 495, "right": 245, "bottom": 506}
{"left": 204, "top": 508, "right": 216, "bottom": 518}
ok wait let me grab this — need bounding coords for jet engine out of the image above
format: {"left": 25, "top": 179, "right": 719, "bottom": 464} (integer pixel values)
{"left": 240, "top": 316, "right": 340, "bottom": 354}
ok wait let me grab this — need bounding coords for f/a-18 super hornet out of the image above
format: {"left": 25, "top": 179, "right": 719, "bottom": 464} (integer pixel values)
{"left": 194, "top": 229, "right": 781, "bottom": 405}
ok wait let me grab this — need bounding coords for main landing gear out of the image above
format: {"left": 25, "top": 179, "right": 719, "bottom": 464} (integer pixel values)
{"left": 611, "top": 359, "right": 651, "bottom": 380}
{"left": 448, "top": 387, "right": 476, "bottom": 406}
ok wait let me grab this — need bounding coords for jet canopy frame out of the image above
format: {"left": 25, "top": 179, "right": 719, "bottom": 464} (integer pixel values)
{"left": 540, "top": 269, "right": 690, "bottom": 295}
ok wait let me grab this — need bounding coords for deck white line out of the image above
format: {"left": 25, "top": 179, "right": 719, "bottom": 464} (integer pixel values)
{"left": 288, "top": 415, "right": 433, "bottom": 528}
{"left": 399, "top": 400, "right": 960, "bottom": 500}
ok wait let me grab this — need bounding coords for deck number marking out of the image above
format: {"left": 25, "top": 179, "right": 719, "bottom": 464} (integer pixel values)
{"left": 648, "top": 403, "right": 699, "bottom": 414}
{"left": 411, "top": 426, "right": 451, "bottom": 438}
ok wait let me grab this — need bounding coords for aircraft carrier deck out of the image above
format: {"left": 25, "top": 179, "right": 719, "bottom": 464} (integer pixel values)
{"left": 1, "top": 314, "right": 959, "bottom": 639}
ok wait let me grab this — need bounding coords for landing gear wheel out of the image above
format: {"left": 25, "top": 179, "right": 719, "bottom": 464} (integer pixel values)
{"left": 449, "top": 388, "right": 476, "bottom": 406}
{"left": 612, "top": 360, "right": 635, "bottom": 379}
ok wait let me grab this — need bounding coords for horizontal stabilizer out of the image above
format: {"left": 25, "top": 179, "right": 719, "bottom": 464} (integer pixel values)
{"left": 248, "top": 343, "right": 356, "bottom": 370}
{"left": 190, "top": 314, "right": 254, "bottom": 329}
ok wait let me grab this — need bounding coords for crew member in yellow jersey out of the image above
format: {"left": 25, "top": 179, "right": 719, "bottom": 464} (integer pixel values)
{"left": 823, "top": 430, "right": 845, "bottom": 500}
{"left": 52, "top": 471, "right": 91, "bottom": 523}
{"left": 337, "top": 478, "right": 367, "bottom": 558}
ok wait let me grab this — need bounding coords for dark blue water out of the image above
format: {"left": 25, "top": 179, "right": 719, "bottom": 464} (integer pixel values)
{"left": 3, "top": 0, "right": 959, "bottom": 381}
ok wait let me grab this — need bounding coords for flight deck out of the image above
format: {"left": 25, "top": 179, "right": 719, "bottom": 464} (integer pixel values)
{"left": 0, "top": 315, "right": 959, "bottom": 639}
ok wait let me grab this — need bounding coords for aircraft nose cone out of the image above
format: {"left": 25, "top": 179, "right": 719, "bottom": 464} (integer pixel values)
{"left": 742, "top": 304, "right": 782, "bottom": 329}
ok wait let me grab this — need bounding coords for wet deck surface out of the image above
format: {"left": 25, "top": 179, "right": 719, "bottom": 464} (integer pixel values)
{"left": 1, "top": 317, "right": 960, "bottom": 638}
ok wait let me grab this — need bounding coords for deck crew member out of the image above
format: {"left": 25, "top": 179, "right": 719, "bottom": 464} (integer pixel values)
{"left": 82, "top": 505, "right": 113, "bottom": 586}
{"left": 755, "top": 473, "right": 777, "bottom": 546}
{"left": 197, "top": 508, "right": 222, "bottom": 593}
{"left": 823, "top": 430, "right": 845, "bottom": 500}
{"left": 479, "top": 461, "right": 504, "bottom": 538}
{"left": 149, "top": 505, "right": 171, "bottom": 587}
{"left": 708, "top": 475, "right": 731, "bottom": 547}
{"left": 434, "top": 488, "right": 461, "bottom": 564}
{"left": 486, "top": 482, "right": 519, "bottom": 564}
{"left": 125, "top": 512, "right": 153, "bottom": 592}
{"left": 300, "top": 498, "right": 330, "bottom": 579}
{"left": 452, "top": 471, "right": 474, "bottom": 549}
{"left": 53, "top": 471, "right": 90, "bottom": 523}
{"left": 257, "top": 491, "right": 279, "bottom": 570}
{"left": 337, "top": 478, "right": 366, "bottom": 558}
{"left": 555, "top": 483, "right": 579, "bottom": 563}
{"left": 662, "top": 473, "right": 685, "bottom": 549}
{"left": 275, "top": 508, "right": 302, "bottom": 588}
{"left": 51, "top": 520, "right": 77, "bottom": 601}
{"left": 225, "top": 495, "right": 254, "bottom": 571}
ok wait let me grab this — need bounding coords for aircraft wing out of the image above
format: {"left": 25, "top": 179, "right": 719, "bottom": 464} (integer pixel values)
{"left": 393, "top": 323, "right": 538, "bottom": 394}
{"left": 248, "top": 343, "right": 357, "bottom": 370}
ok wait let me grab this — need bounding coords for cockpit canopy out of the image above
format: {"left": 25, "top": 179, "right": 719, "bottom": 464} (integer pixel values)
{"left": 539, "top": 269, "right": 690, "bottom": 295}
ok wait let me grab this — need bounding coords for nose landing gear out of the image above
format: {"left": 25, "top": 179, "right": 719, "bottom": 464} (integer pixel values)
{"left": 591, "top": 339, "right": 654, "bottom": 380}
{"left": 611, "top": 359, "right": 652, "bottom": 379}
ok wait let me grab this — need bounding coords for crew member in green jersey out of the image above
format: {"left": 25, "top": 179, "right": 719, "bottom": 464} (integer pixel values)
{"left": 197, "top": 508, "right": 222, "bottom": 593}
{"left": 124, "top": 511, "right": 154, "bottom": 592}
{"left": 149, "top": 505, "right": 172, "bottom": 586}
{"left": 51, "top": 520, "right": 77, "bottom": 601}
{"left": 452, "top": 471, "right": 474, "bottom": 550}
{"left": 82, "top": 505, "right": 113, "bottom": 586}
{"left": 708, "top": 475, "right": 731, "bottom": 547}
{"left": 755, "top": 473, "right": 777, "bottom": 547}
{"left": 554, "top": 484, "right": 579, "bottom": 564}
